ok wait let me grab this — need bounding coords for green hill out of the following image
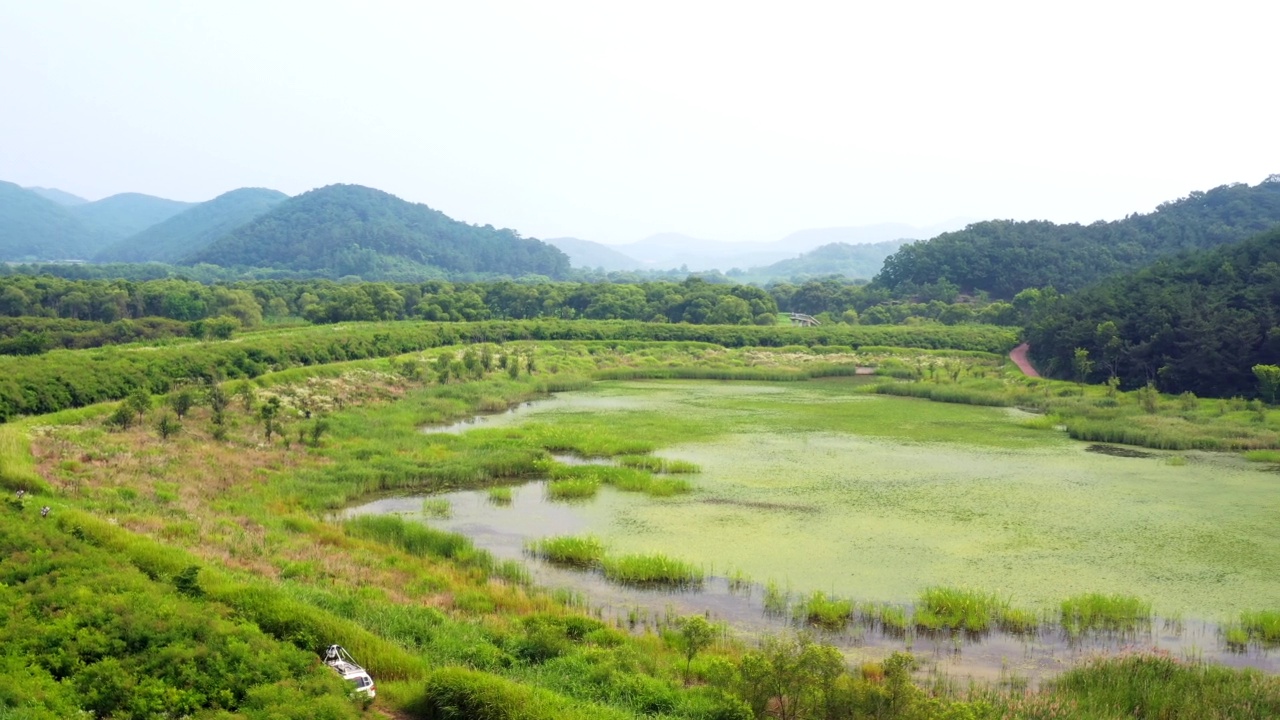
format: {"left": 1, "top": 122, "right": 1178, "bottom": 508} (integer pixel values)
{"left": 1026, "top": 225, "right": 1280, "bottom": 398}
{"left": 186, "top": 184, "right": 570, "bottom": 278}
{"left": 96, "top": 187, "right": 289, "bottom": 263}
{"left": 876, "top": 177, "right": 1280, "bottom": 298}
{"left": 0, "top": 181, "right": 101, "bottom": 261}
{"left": 741, "top": 239, "right": 909, "bottom": 281}
{"left": 70, "top": 192, "right": 195, "bottom": 247}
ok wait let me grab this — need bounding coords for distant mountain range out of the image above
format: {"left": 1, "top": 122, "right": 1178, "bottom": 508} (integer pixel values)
{"left": 1, "top": 182, "right": 570, "bottom": 278}
{"left": 544, "top": 220, "right": 965, "bottom": 278}
{"left": 96, "top": 188, "right": 289, "bottom": 264}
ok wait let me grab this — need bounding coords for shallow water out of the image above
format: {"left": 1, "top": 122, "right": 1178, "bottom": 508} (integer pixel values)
{"left": 348, "top": 479, "right": 1279, "bottom": 684}
{"left": 369, "top": 379, "right": 1280, "bottom": 681}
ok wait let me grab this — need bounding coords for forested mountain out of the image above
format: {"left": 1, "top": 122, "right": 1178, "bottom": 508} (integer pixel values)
{"left": 69, "top": 192, "right": 194, "bottom": 245}
{"left": 96, "top": 188, "right": 288, "bottom": 263}
{"left": 186, "top": 184, "right": 570, "bottom": 278}
{"left": 877, "top": 177, "right": 1280, "bottom": 298}
{"left": 0, "top": 181, "right": 101, "bottom": 260}
{"left": 544, "top": 236, "right": 646, "bottom": 271}
{"left": 25, "top": 186, "right": 88, "bottom": 206}
{"left": 738, "top": 239, "right": 909, "bottom": 281}
{"left": 1026, "top": 225, "right": 1280, "bottom": 398}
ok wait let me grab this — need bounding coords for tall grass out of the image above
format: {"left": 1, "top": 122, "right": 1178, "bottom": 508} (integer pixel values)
{"left": 1046, "top": 652, "right": 1280, "bottom": 719}
{"left": 1239, "top": 610, "right": 1280, "bottom": 644}
{"left": 487, "top": 486, "right": 513, "bottom": 505}
{"left": 795, "top": 591, "right": 853, "bottom": 630}
{"left": 1060, "top": 593, "right": 1152, "bottom": 634}
{"left": 548, "top": 464, "right": 692, "bottom": 497}
{"left": 600, "top": 553, "right": 704, "bottom": 588}
{"left": 545, "top": 477, "right": 600, "bottom": 501}
{"left": 526, "top": 535, "right": 605, "bottom": 568}
{"left": 0, "top": 426, "right": 49, "bottom": 494}
{"left": 345, "top": 514, "right": 495, "bottom": 573}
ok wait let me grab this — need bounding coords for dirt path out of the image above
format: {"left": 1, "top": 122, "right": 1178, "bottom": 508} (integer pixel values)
{"left": 1009, "top": 343, "right": 1040, "bottom": 378}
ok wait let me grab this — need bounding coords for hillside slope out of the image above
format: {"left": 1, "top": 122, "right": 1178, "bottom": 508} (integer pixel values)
{"left": 742, "top": 239, "right": 909, "bottom": 281}
{"left": 96, "top": 187, "right": 288, "bottom": 263}
{"left": 186, "top": 184, "right": 570, "bottom": 278}
{"left": 70, "top": 192, "right": 195, "bottom": 246}
{"left": 1026, "top": 225, "right": 1280, "bottom": 397}
{"left": 877, "top": 177, "right": 1280, "bottom": 297}
{"left": 0, "top": 181, "right": 101, "bottom": 260}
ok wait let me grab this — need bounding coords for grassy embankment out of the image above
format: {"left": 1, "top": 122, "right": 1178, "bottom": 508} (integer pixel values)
{"left": 2, "top": 329, "right": 1277, "bottom": 718}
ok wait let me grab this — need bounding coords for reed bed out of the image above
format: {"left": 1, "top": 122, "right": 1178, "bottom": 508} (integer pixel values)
{"left": 545, "top": 477, "right": 600, "bottom": 501}
{"left": 1239, "top": 610, "right": 1280, "bottom": 644}
{"left": 600, "top": 552, "right": 704, "bottom": 588}
{"left": 795, "top": 591, "right": 853, "bottom": 630}
{"left": 526, "top": 535, "right": 605, "bottom": 568}
{"left": 1060, "top": 593, "right": 1152, "bottom": 634}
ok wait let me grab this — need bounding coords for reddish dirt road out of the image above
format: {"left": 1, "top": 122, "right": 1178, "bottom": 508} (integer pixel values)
{"left": 1009, "top": 343, "right": 1040, "bottom": 377}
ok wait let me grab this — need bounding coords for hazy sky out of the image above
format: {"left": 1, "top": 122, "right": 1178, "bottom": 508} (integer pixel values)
{"left": 1, "top": 1, "right": 1276, "bottom": 244}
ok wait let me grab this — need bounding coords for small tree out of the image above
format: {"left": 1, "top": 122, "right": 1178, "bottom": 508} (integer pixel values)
{"left": 235, "top": 382, "right": 256, "bottom": 412}
{"left": 679, "top": 616, "right": 716, "bottom": 683}
{"left": 107, "top": 403, "right": 135, "bottom": 430}
{"left": 259, "top": 396, "right": 282, "bottom": 441}
{"left": 169, "top": 388, "right": 196, "bottom": 419}
{"left": 1253, "top": 364, "right": 1280, "bottom": 405}
{"left": 156, "top": 412, "right": 181, "bottom": 441}
{"left": 126, "top": 387, "right": 152, "bottom": 424}
{"left": 310, "top": 418, "right": 330, "bottom": 447}
{"left": 507, "top": 359, "right": 520, "bottom": 379}
{"left": 1072, "top": 347, "right": 1094, "bottom": 394}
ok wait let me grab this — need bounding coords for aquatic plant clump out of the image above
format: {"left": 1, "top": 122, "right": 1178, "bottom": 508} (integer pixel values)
{"left": 1060, "top": 593, "right": 1152, "bottom": 634}
{"left": 545, "top": 477, "right": 600, "bottom": 501}
{"left": 615, "top": 455, "right": 702, "bottom": 474}
{"left": 548, "top": 463, "right": 692, "bottom": 498}
{"left": 796, "top": 591, "right": 853, "bottom": 630}
{"left": 487, "top": 486, "right": 513, "bottom": 505}
{"left": 526, "top": 535, "right": 606, "bottom": 568}
{"left": 1239, "top": 610, "right": 1280, "bottom": 644}
{"left": 600, "top": 553, "right": 704, "bottom": 588}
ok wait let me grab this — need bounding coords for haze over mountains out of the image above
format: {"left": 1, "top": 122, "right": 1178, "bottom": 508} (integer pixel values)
{"left": 2, "top": 179, "right": 955, "bottom": 280}
{"left": 545, "top": 220, "right": 967, "bottom": 275}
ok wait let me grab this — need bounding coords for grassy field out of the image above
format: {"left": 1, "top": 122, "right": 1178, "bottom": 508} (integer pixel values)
{"left": 3, "top": 330, "right": 1278, "bottom": 718}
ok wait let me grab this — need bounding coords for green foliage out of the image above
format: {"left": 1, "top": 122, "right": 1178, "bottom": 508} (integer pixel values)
{"left": 0, "top": 319, "right": 1014, "bottom": 421}
{"left": 600, "top": 553, "right": 704, "bottom": 588}
{"left": 154, "top": 411, "right": 181, "bottom": 441}
{"left": 1045, "top": 653, "right": 1280, "bottom": 719}
{"left": 1060, "top": 593, "right": 1152, "bottom": 634}
{"left": 0, "top": 507, "right": 362, "bottom": 718}
{"left": 186, "top": 184, "right": 571, "bottom": 278}
{"left": 526, "top": 535, "right": 606, "bottom": 568}
{"left": 877, "top": 178, "right": 1280, "bottom": 297}
{"left": 1254, "top": 364, "right": 1280, "bottom": 405}
{"left": 1027, "top": 226, "right": 1280, "bottom": 399}
{"left": 95, "top": 187, "right": 288, "bottom": 263}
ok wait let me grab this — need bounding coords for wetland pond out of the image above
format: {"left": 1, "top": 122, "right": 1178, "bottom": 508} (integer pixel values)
{"left": 347, "top": 380, "right": 1280, "bottom": 683}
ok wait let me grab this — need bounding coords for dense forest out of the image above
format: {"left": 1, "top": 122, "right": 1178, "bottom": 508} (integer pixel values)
{"left": 0, "top": 274, "right": 1026, "bottom": 358}
{"left": 186, "top": 184, "right": 571, "bottom": 278}
{"left": 95, "top": 188, "right": 288, "bottom": 263}
{"left": 1027, "top": 225, "right": 1280, "bottom": 397}
{"left": 876, "top": 177, "right": 1280, "bottom": 298}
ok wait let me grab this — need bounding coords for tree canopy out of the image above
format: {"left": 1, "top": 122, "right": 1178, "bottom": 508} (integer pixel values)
{"left": 1026, "top": 225, "right": 1280, "bottom": 398}
{"left": 186, "top": 184, "right": 571, "bottom": 278}
{"left": 876, "top": 178, "right": 1280, "bottom": 298}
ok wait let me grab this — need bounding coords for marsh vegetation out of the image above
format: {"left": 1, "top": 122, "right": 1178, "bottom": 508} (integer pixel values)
{"left": 5, "top": 331, "right": 1279, "bottom": 718}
